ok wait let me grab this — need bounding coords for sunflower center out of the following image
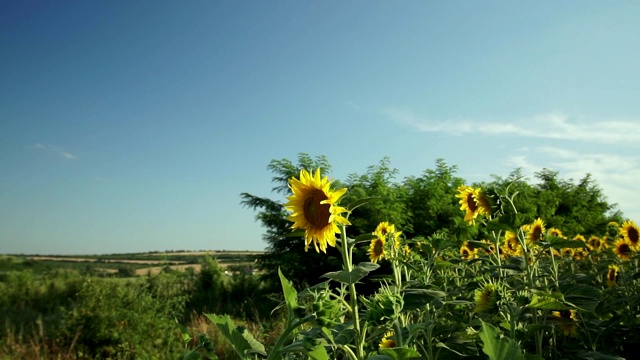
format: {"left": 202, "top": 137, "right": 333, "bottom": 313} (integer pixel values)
{"left": 628, "top": 227, "right": 639, "bottom": 244}
{"left": 303, "top": 189, "right": 331, "bottom": 228}
{"left": 620, "top": 243, "right": 631, "bottom": 254}
{"left": 532, "top": 227, "right": 542, "bottom": 241}
{"left": 466, "top": 195, "right": 478, "bottom": 212}
{"left": 373, "top": 239, "right": 384, "bottom": 255}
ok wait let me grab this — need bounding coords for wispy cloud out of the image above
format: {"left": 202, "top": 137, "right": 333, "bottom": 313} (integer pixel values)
{"left": 34, "top": 143, "right": 78, "bottom": 160}
{"left": 506, "top": 147, "right": 640, "bottom": 218}
{"left": 384, "top": 108, "right": 640, "bottom": 145}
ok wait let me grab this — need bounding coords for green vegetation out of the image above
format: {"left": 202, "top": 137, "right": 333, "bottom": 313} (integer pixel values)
{"left": 2, "top": 154, "right": 636, "bottom": 359}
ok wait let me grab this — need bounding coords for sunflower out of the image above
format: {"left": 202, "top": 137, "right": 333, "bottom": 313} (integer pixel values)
{"left": 606, "top": 221, "right": 620, "bottom": 238}
{"left": 503, "top": 231, "right": 521, "bottom": 256}
{"left": 374, "top": 221, "right": 395, "bottom": 238}
{"left": 460, "top": 242, "right": 478, "bottom": 260}
{"left": 562, "top": 247, "right": 575, "bottom": 257}
{"left": 613, "top": 239, "right": 634, "bottom": 260}
{"left": 368, "top": 237, "right": 386, "bottom": 263}
{"left": 587, "top": 236, "right": 604, "bottom": 252}
{"left": 524, "top": 218, "right": 545, "bottom": 244}
{"left": 620, "top": 220, "right": 639, "bottom": 249}
{"left": 573, "top": 247, "right": 588, "bottom": 261}
{"left": 379, "top": 331, "right": 397, "bottom": 349}
{"left": 550, "top": 309, "right": 578, "bottom": 336}
{"left": 474, "top": 282, "right": 499, "bottom": 313}
{"left": 573, "top": 234, "right": 586, "bottom": 243}
{"left": 285, "top": 169, "right": 350, "bottom": 253}
{"left": 547, "top": 228, "right": 564, "bottom": 238}
{"left": 606, "top": 264, "right": 620, "bottom": 288}
{"left": 475, "top": 189, "right": 493, "bottom": 216}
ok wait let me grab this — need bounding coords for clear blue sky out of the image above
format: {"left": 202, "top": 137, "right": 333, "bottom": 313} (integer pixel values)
{"left": 2, "top": 1, "right": 639, "bottom": 254}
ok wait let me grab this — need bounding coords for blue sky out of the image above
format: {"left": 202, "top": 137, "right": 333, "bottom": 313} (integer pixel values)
{"left": 1, "top": 1, "right": 639, "bottom": 255}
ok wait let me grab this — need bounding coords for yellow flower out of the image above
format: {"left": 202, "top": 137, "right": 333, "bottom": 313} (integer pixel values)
{"left": 620, "top": 220, "right": 639, "bottom": 249}
{"left": 456, "top": 186, "right": 483, "bottom": 224}
{"left": 285, "top": 169, "right": 350, "bottom": 253}
{"left": 613, "top": 239, "right": 634, "bottom": 260}
{"left": 587, "top": 236, "right": 604, "bottom": 252}
{"left": 379, "top": 331, "right": 397, "bottom": 349}
{"left": 374, "top": 221, "right": 395, "bottom": 238}
{"left": 547, "top": 228, "right": 564, "bottom": 238}
{"left": 368, "top": 237, "right": 386, "bottom": 263}
{"left": 550, "top": 310, "right": 578, "bottom": 336}
{"left": 460, "top": 242, "right": 478, "bottom": 260}
{"left": 573, "top": 247, "right": 588, "bottom": 261}
{"left": 606, "top": 264, "right": 619, "bottom": 288}
{"left": 503, "top": 231, "right": 520, "bottom": 256}
{"left": 562, "top": 247, "right": 575, "bottom": 257}
{"left": 573, "top": 234, "right": 586, "bottom": 242}
{"left": 523, "top": 218, "right": 545, "bottom": 244}
{"left": 606, "top": 221, "right": 620, "bottom": 238}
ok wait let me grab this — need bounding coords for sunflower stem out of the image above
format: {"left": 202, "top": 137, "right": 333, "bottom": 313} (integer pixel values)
{"left": 339, "top": 224, "right": 364, "bottom": 359}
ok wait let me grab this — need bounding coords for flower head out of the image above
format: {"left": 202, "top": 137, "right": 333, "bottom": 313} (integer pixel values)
{"left": 606, "top": 264, "right": 620, "bottom": 288}
{"left": 474, "top": 282, "right": 499, "bottom": 313}
{"left": 587, "top": 236, "right": 604, "bottom": 252}
{"left": 550, "top": 309, "right": 579, "bottom": 336}
{"left": 613, "top": 239, "right": 634, "bottom": 260}
{"left": 547, "top": 228, "right": 564, "bottom": 238}
{"left": 523, "top": 218, "right": 545, "bottom": 244}
{"left": 460, "top": 242, "right": 478, "bottom": 260}
{"left": 368, "top": 237, "right": 386, "bottom": 263}
{"left": 379, "top": 331, "right": 397, "bottom": 349}
{"left": 620, "top": 220, "right": 639, "bottom": 249}
{"left": 456, "top": 186, "right": 490, "bottom": 224}
{"left": 285, "top": 169, "right": 350, "bottom": 253}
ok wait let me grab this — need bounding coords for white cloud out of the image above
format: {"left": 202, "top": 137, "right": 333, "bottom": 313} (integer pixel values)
{"left": 507, "top": 147, "right": 640, "bottom": 219}
{"left": 385, "top": 108, "right": 640, "bottom": 145}
{"left": 33, "top": 143, "right": 78, "bottom": 160}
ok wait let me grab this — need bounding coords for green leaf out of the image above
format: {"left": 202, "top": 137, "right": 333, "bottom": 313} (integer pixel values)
{"left": 322, "top": 262, "right": 380, "bottom": 285}
{"left": 478, "top": 320, "right": 526, "bottom": 360}
{"left": 367, "top": 356, "right": 394, "bottom": 360}
{"left": 354, "top": 233, "right": 379, "bottom": 244}
{"left": 578, "top": 351, "right": 625, "bottom": 360}
{"left": 547, "top": 238, "right": 588, "bottom": 249}
{"left": 378, "top": 347, "right": 421, "bottom": 360}
{"left": 205, "top": 314, "right": 266, "bottom": 358}
{"left": 402, "top": 288, "right": 446, "bottom": 311}
{"left": 176, "top": 318, "right": 192, "bottom": 343}
{"left": 279, "top": 267, "right": 299, "bottom": 313}
{"left": 307, "top": 344, "right": 330, "bottom": 360}
{"left": 528, "top": 293, "right": 570, "bottom": 310}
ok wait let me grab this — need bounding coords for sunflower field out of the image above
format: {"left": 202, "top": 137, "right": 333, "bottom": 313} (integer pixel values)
{"left": 194, "top": 155, "right": 639, "bottom": 360}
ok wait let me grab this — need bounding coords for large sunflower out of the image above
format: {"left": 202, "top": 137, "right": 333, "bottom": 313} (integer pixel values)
{"left": 547, "top": 228, "right": 564, "bottom": 238}
{"left": 285, "top": 169, "right": 350, "bottom": 253}
{"left": 620, "top": 220, "right": 639, "bottom": 249}
{"left": 613, "top": 239, "right": 634, "bottom": 260}
{"left": 368, "top": 237, "right": 386, "bottom": 263}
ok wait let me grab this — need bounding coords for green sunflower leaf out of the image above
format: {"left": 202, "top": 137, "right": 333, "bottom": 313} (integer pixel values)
{"left": 322, "top": 262, "right": 380, "bottom": 285}
{"left": 278, "top": 268, "right": 299, "bottom": 314}
{"left": 478, "top": 321, "right": 527, "bottom": 360}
